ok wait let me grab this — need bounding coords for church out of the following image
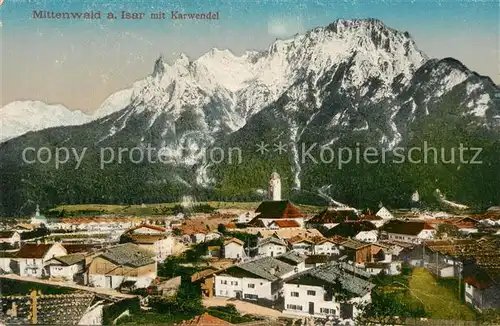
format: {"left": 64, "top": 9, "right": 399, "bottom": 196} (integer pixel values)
{"left": 247, "top": 172, "right": 305, "bottom": 228}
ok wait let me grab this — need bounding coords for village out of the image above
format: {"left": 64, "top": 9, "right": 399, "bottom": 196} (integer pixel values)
{"left": 0, "top": 173, "right": 499, "bottom": 325}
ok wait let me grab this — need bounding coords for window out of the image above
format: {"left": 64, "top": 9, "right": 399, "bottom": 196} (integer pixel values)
{"left": 287, "top": 304, "right": 303, "bottom": 311}
{"left": 220, "top": 290, "right": 223, "bottom": 295}
{"left": 221, "top": 280, "right": 227, "bottom": 285}
{"left": 244, "top": 294, "right": 258, "bottom": 300}
{"left": 234, "top": 281, "right": 238, "bottom": 286}
{"left": 307, "top": 290, "right": 316, "bottom": 296}
{"left": 291, "top": 292, "right": 299, "bottom": 297}
{"left": 320, "top": 308, "right": 335, "bottom": 315}
{"left": 248, "top": 284, "right": 255, "bottom": 288}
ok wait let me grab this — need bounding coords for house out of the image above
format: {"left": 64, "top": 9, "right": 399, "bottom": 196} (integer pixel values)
{"left": 178, "top": 312, "right": 234, "bottom": 325}
{"left": 223, "top": 238, "right": 245, "bottom": 259}
{"left": 205, "top": 231, "right": 223, "bottom": 241}
{"left": 283, "top": 262, "right": 375, "bottom": 320}
{"left": 376, "top": 207, "right": 394, "bottom": 220}
{"left": 45, "top": 253, "right": 85, "bottom": 282}
{"left": 464, "top": 266, "right": 500, "bottom": 311}
{"left": 123, "top": 224, "right": 174, "bottom": 262}
{"left": 249, "top": 200, "right": 304, "bottom": 228}
{"left": 381, "top": 220, "right": 436, "bottom": 244}
{"left": 288, "top": 237, "right": 314, "bottom": 255}
{"left": 305, "top": 255, "right": 330, "bottom": 269}
{"left": 191, "top": 232, "right": 207, "bottom": 244}
{"left": 354, "top": 230, "right": 378, "bottom": 243}
{"left": 359, "top": 214, "right": 385, "bottom": 228}
{"left": 87, "top": 243, "right": 156, "bottom": 290}
{"left": 276, "top": 251, "right": 307, "bottom": 273}
{"left": 237, "top": 212, "right": 257, "bottom": 224}
{"left": 341, "top": 239, "right": 372, "bottom": 264}
{"left": 307, "top": 208, "right": 358, "bottom": 229}
{"left": 268, "top": 220, "right": 301, "bottom": 230}
{"left": 0, "top": 231, "right": 21, "bottom": 246}
{"left": 312, "top": 238, "right": 341, "bottom": 256}
{"left": 14, "top": 243, "right": 67, "bottom": 278}
{"left": 362, "top": 261, "right": 402, "bottom": 276}
{"left": 214, "top": 256, "right": 295, "bottom": 302}
{"left": 257, "top": 236, "right": 288, "bottom": 257}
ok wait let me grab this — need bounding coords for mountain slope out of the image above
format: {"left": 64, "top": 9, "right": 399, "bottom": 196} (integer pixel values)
{"left": 0, "top": 101, "right": 92, "bottom": 142}
{"left": 0, "top": 19, "right": 498, "bottom": 216}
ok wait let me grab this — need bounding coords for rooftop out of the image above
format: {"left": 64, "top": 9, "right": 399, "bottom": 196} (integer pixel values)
{"left": 177, "top": 312, "right": 233, "bottom": 325}
{"left": 255, "top": 200, "right": 303, "bottom": 219}
{"left": 276, "top": 251, "right": 306, "bottom": 265}
{"left": 16, "top": 243, "right": 63, "bottom": 259}
{"left": 285, "top": 262, "right": 374, "bottom": 297}
{"left": 223, "top": 256, "right": 295, "bottom": 281}
{"left": 99, "top": 243, "right": 155, "bottom": 267}
{"left": 47, "top": 253, "right": 85, "bottom": 266}
{"left": 271, "top": 219, "right": 301, "bottom": 228}
{"left": 308, "top": 208, "right": 358, "bottom": 224}
{"left": 381, "top": 220, "right": 434, "bottom": 236}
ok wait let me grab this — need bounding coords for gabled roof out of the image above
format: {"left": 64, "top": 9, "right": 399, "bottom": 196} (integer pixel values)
{"left": 285, "top": 262, "right": 375, "bottom": 297}
{"left": 328, "top": 235, "right": 349, "bottom": 244}
{"left": 225, "top": 256, "right": 294, "bottom": 281}
{"left": 16, "top": 243, "right": 64, "bottom": 259}
{"left": 270, "top": 220, "right": 300, "bottom": 228}
{"left": 126, "top": 233, "right": 168, "bottom": 244}
{"left": 258, "top": 236, "right": 287, "bottom": 247}
{"left": 308, "top": 208, "right": 358, "bottom": 224}
{"left": 126, "top": 224, "right": 166, "bottom": 234}
{"left": 276, "top": 251, "right": 306, "bottom": 265}
{"left": 98, "top": 243, "right": 155, "bottom": 267}
{"left": 47, "top": 253, "right": 85, "bottom": 266}
{"left": 224, "top": 238, "right": 244, "bottom": 246}
{"left": 382, "top": 220, "right": 434, "bottom": 236}
{"left": 247, "top": 217, "right": 266, "bottom": 227}
{"left": 177, "top": 312, "right": 234, "bottom": 325}
{"left": 342, "top": 239, "right": 370, "bottom": 250}
{"left": 255, "top": 200, "right": 303, "bottom": 219}
{"left": 288, "top": 236, "right": 314, "bottom": 245}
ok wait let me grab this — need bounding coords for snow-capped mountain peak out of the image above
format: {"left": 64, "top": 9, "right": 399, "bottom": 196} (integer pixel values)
{"left": 0, "top": 101, "right": 91, "bottom": 142}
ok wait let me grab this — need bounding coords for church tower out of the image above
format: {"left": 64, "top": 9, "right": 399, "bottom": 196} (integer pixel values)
{"left": 268, "top": 172, "right": 281, "bottom": 201}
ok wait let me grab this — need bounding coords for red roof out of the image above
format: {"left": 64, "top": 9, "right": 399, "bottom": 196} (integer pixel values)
{"left": 127, "top": 224, "right": 166, "bottom": 233}
{"left": 16, "top": 244, "right": 59, "bottom": 259}
{"left": 272, "top": 220, "right": 300, "bottom": 228}
{"left": 255, "top": 200, "right": 302, "bottom": 219}
{"left": 177, "top": 313, "right": 233, "bottom": 325}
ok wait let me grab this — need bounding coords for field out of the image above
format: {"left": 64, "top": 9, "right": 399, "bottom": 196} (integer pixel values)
{"left": 49, "top": 201, "right": 321, "bottom": 216}
{"left": 407, "top": 268, "right": 476, "bottom": 320}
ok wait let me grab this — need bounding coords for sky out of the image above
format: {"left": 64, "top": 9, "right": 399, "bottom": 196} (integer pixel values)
{"left": 1, "top": 0, "right": 499, "bottom": 113}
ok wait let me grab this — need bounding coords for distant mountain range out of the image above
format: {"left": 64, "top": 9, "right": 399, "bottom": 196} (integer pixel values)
{"left": 1, "top": 19, "right": 499, "bottom": 216}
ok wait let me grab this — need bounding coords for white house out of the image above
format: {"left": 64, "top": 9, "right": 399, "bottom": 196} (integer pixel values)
{"left": 191, "top": 232, "right": 207, "bottom": 244}
{"left": 45, "top": 253, "right": 85, "bottom": 282}
{"left": 123, "top": 224, "right": 175, "bottom": 263}
{"left": 376, "top": 207, "right": 394, "bottom": 220}
{"left": 0, "top": 231, "right": 21, "bottom": 246}
{"left": 205, "top": 231, "right": 223, "bottom": 242}
{"left": 381, "top": 220, "right": 436, "bottom": 244}
{"left": 288, "top": 237, "right": 314, "bottom": 255}
{"left": 354, "top": 230, "right": 378, "bottom": 243}
{"left": 313, "top": 238, "right": 341, "bottom": 256}
{"left": 14, "top": 243, "right": 68, "bottom": 278}
{"left": 363, "top": 261, "right": 402, "bottom": 276}
{"left": 237, "top": 212, "right": 257, "bottom": 224}
{"left": 283, "top": 262, "right": 375, "bottom": 320}
{"left": 257, "top": 236, "right": 288, "bottom": 257}
{"left": 214, "top": 256, "right": 295, "bottom": 301}
{"left": 223, "top": 238, "right": 246, "bottom": 259}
